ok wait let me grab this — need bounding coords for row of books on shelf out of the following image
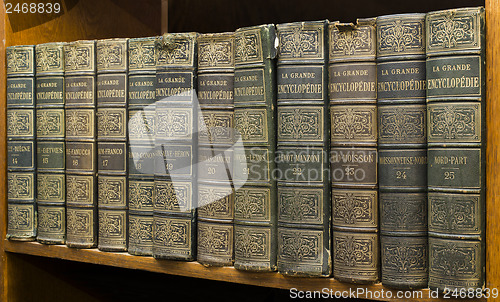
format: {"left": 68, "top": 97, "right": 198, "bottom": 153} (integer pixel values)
{"left": 6, "top": 6, "right": 485, "bottom": 291}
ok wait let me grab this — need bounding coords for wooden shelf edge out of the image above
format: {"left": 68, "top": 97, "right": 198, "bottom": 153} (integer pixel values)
{"left": 3, "top": 240, "right": 486, "bottom": 302}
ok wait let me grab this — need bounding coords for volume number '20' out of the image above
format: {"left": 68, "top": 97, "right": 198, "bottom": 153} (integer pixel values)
{"left": 5, "top": 2, "right": 61, "bottom": 14}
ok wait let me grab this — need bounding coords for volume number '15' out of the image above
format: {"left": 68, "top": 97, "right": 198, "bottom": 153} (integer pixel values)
{"left": 5, "top": 2, "right": 61, "bottom": 14}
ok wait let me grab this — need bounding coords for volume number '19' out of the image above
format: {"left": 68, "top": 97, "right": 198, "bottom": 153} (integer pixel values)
{"left": 5, "top": 2, "right": 61, "bottom": 14}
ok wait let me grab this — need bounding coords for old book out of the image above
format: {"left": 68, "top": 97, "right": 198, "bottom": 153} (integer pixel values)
{"left": 233, "top": 24, "right": 277, "bottom": 271}
{"left": 376, "top": 14, "right": 428, "bottom": 289}
{"left": 426, "top": 7, "right": 485, "bottom": 291}
{"left": 276, "top": 21, "right": 331, "bottom": 277}
{"left": 96, "top": 38, "right": 129, "bottom": 252}
{"left": 35, "top": 42, "right": 66, "bottom": 245}
{"left": 197, "top": 32, "right": 235, "bottom": 266}
{"left": 6, "top": 45, "right": 36, "bottom": 241}
{"left": 329, "top": 19, "right": 378, "bottom": 283}
{"left": 64, "top": 40, "right": 97, "bottom": 248}
{"left": 127, "top": 37, "right": 157, "bottom": 256}
{"left": 153, "top": 33, "right": 198, "bottom": 260}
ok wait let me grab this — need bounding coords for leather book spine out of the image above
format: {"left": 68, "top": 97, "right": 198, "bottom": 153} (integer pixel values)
{"left": 376, "top": 14, "right": 428, "bottom": 289}
{"left": 426, "top": 7, "right": 485, "bottom": 291}
{"left": 96, "top": 38, "right": 129, "bottom": 252}
{"left": 6, "top": 45, "right": 36, "bottom": 241}
{"left": 276, "top": 21, "right": 331, "bottom": 277}
{"left": 329, "top": 19, "right": 378, "bottom": 283}
{"left": 35, "top": 42, "right": 66, "bottom": 244}
{"left": 127, "top": 37, "right": 157, "bottom": 256}
{"left": 64, "top": 40, "right": 97, "bottom": 248}
{"left": 153, "top": 33, "right": 198, "bottom": 261}
{"left": 233, "top": 24, "right": 277, "bottom": 271}
{"left": 196, "top": 32, "right": 235, "bottom": 266}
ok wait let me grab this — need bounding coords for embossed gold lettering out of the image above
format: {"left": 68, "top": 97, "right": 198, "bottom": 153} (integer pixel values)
{"left": 198, "top": 89, "right": 233, "bottom": 100}
{"left": 37, "top": 91, "right": 63, "bottom": 100}
{"left": 278, "top": 83, "right": 322, "bottom": 94}
{"left": 427, "top": 77, "right": 479, "bottom": 90}
{"left": 98, "top": 148, "right": 123, "bottom": 155}
{"left": 329, "top": 81, "right": 375, "bottom": 93}
{"left": 7, "top": 91, "right": 33, "bottom": 100}
{"left": 379, "top": 156, "right": 427, "bottom": 165}
{"left": 433, "top": 156, "right": 468, "bottom": 165}
{"left": 97, "top": 88, "right": 126, "bottom": 98}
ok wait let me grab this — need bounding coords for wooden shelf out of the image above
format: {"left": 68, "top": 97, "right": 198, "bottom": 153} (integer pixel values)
{"left": 3, "top": 240, "right": 485, "bottom": 302}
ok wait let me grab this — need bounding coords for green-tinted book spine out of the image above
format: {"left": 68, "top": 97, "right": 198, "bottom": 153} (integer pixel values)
{"left": 426, "top": 7, "right": 485, "bottom": 291}
{"left": 377, "top": 14, "right": 428, "bottom": 289}
{"left": 233, "top": 24, "right": 277, "bottom": 271}
{"left": 96, "top": 38, "right": 129, "bottom": 252}
{"left": 153, "top": 33, "right": 198, "bottom": 260}
{"left": 276, "top": 21, "right": 331, "bottom": 277}
{"left": 196, "top": 32, "right": 235, "bottom": 266}
{"left": 329, "top": 19, "right": 378, "bottom": 284}
{"left": 127, "top": 37, "right": 157, "bottom": 256}
{"left": 64, "top": 40, "right": 97, "bottom": 248}
{"left": 6, "top": 45, "right": 36, "bottom": 241}
{"left": 35, "top": 42, "right": 66, "bottom": 245}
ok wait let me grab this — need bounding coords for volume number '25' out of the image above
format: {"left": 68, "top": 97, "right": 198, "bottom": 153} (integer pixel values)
{"left": 444, "top": 171, "right": 455, "bottom": 180}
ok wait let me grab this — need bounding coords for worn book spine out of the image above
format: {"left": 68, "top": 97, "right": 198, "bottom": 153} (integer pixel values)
{"left": 197, "top": 32, "right": 235, "bottom": 266}
{"left": 276, "top": 21, "right": 331, "bottom": 277}
{"left": 233, "top": 24, "right": 277, "bottom": 271}
{"left": 127, "top": 37, "right": 157, "bottom": 256}
{"left": 376, "top": 14, "right": 428, "bottom": 289}
{"left": 6, "top": 45, "right": 36, "bottom": 241}
{"left": 153, "top": 33, "right": 198, "bottom": 260}
{"left": 35, "top": 42, "right": 66, "bottom": 244}
{"left": 96, "top": 38, "right": 129, "bottom": 252}
{"left": 329, "top": 19, "right": 378, "bottom": 283}
{"left": 426, "top": 7, "right": 485, "bottom": 291}
{"left": 64, "top": 40, "right": 97, "bottom": 248}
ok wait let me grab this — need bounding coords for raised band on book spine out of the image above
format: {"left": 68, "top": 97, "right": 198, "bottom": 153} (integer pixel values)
{"left": 64, "top": 40, "right": 97, "bottom": 248}
{"left": 329, "top": 19, "right": 378, "bottom": 283}
{"left": 153, "top": 33, "right": 198, "bottom": 260}
{"left": 276, "top": 20, "right": 331, "bottom": 277}
{"left": 376, "top": 13, "right": 428, "bottom": 289}
{"left": 7, "top": 45, "right": 36, "bottom": 241}
{"left": 96, "top": 38, "right": 129, "bottom": 252}
{"left": 233, "top": 24, "right": 278, "bottom": 272}
{"left": 35, "top": 42, "right": 66, "bottom": 245}
{"left": 426, "top": 7, "right": 485, "bottom": 291}
{"left": 127, "top": 36, "right": 157, "bottom": 256}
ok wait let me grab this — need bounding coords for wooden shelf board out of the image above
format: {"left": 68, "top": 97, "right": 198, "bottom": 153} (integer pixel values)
{"left": 4, "top": 240, "right": 485, "bottom": 302}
